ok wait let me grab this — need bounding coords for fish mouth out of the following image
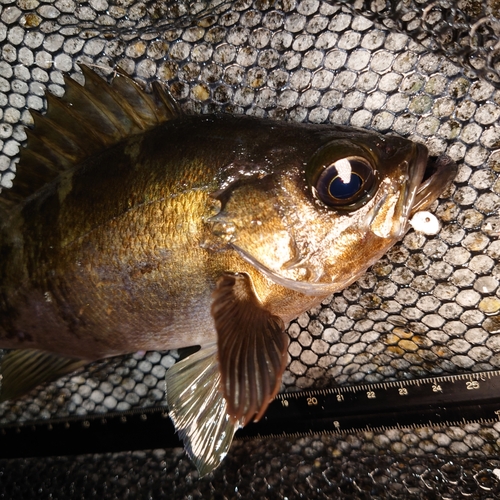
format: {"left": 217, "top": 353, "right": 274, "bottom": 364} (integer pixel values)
{"left": 399, "top": 143, "right": 430, "bottom": 224}
{"left": 370, "top": 145, "right": 457, "bottom": 239}
{"left": 410, "top": 150, "right": 458, "bottom": 216}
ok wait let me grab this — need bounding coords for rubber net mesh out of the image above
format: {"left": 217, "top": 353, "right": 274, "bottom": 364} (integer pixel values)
{"left": 1, "top": 0, "right": 500, "bottom": 497}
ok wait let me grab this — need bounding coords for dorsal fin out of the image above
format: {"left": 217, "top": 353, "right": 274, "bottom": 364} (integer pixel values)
{"left": 0, "top": 65, "right": 181, "bottom": 211}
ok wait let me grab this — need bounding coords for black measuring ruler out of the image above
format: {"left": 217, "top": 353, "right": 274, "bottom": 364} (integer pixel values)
{"left": 1, "top": 370, "right": 500, "bottom": 458}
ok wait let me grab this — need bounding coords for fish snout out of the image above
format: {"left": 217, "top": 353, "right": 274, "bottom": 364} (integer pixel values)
{"left": 411, "top": 154, "right": 458, "bottom": 215}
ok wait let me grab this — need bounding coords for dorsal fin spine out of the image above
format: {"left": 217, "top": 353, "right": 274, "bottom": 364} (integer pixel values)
{"left": 152, "top": 81, "right": 181, "bottom": 120}
{"left": 65, "top": 71, "right": 143, "bottom": 141}
{"left": 30, "top": 111, "right": 86, "bottom": 164}
{"left": 0, "top": 65, "right": 181, "bottom": 211}
{"left": 23, "top": 129, "right": 60, "bottom": 170}
{"left": 44, "top": 92, "right": 106, "bottom": 151}
{"left": 24, "top": 129, "right": 68, "bottom": 170}
{"left": 79, "top": 66, "right": 131, "bottom": 135}
{"left": 62, "top": 76, "right": 123, "bottom": 144}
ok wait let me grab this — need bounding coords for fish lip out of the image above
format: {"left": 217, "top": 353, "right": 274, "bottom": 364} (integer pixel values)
{"left": 403, "top": 143, "right": 430, "bottom": 220}
{"left": 381, "top": 143, "right": 429, "bottom": 239}
{"left": 410, "top": 152, "right": 458, "bottom": 216}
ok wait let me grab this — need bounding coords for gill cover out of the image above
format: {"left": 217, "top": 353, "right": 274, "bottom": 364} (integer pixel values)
{"left": 210, "top": 132, "right": 430, "bottom": 296}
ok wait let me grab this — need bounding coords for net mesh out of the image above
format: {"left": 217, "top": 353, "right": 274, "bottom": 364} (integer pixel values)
{"left": 1, "top": 0, "right": 500, "bottom": 497}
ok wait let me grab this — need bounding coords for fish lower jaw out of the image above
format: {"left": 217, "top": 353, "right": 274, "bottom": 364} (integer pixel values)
{"left": 233, "top": 244, "right": 339, "bottom": 296}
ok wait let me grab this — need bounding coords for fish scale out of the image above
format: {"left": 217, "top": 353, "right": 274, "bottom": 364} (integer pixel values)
{"left": 0, "top": 60, "right": 454, "bottom": 473}
{"left": 0, "top": 0, "right": 500, "bottom": 494}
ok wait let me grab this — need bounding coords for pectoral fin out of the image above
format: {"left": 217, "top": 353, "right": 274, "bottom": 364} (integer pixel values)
{"left": 165, "top": 343, "right": 242, "bottom": 476}
{"left": 212, "top": 272, "right": 288, "bottom": 424}
{"left": 0, "top": 349, "right": 88, "bottom": 402}
{"left": 165, "top": 274, "right": 287, "bottom": 475}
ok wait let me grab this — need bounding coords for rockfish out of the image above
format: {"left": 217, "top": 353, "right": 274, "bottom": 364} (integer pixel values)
{"left": 0, "top": 67, "right": 457, "bottom": 474}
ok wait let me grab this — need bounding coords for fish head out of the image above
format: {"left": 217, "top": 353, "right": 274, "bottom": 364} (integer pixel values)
{"left": 210, "top": 128, "right": 457, "bottom": 296}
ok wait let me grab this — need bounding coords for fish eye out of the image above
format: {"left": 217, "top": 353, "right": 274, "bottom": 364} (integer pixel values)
{"left": 314, "top": 157, "right": 376, "bottom": 208}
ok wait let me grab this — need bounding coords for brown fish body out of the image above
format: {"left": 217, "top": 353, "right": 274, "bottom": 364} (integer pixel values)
{"left": 0, "top": 113, "right": 429, "bottom": 358}
{"left": 0, "top": 116, "right": 328, "bottom": 358}
{"left": 0, "top": 68, "right": 457, "bottom": 474}
{"left": 0, "top": 117, "right": 314, "bottom": 359}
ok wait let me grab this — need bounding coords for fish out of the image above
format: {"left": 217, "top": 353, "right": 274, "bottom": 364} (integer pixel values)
{"left": 0, "top": 66, "right": 457, "bottom": 475}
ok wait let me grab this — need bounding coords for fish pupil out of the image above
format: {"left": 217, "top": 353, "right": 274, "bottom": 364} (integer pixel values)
{"left": 314, "top": 157, "right": 375, "bottom": 208}
{"left": 328, "top": 173, "right": 362, "bottom": 199}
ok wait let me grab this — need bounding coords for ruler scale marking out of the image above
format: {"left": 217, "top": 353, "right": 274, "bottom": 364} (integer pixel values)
{"left": 1, "top": 370, "right": 500, "bottom": 458}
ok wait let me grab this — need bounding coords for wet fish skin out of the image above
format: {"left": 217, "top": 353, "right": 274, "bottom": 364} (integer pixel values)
{"left": 1, "top": 116, "right": 345, "bottom": 357}
{"left": 0, "top": 114, "right": 429, "bottom": 356}
{"left": 0, "top": 67, "right": 457, "bottom": 474}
